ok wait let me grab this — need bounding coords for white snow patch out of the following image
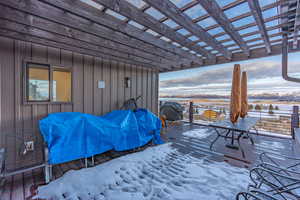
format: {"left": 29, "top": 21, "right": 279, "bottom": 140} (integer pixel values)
{"left": 35, "top": 143, "right": 249, "bottom": 200}
{"left": 182, "top": 128, "right": 212, "bottom": 139}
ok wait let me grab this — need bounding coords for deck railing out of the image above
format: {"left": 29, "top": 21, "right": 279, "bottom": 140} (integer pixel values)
{"left": 160, "top": 100, "right": 299, "bottom": 138}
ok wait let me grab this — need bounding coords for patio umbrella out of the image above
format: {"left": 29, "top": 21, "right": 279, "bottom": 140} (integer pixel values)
{"left": 240, "top": 71, "right": 248, "bottom": 118}
{"left": 230, "top": 64, "right": 241, "bottom": 124}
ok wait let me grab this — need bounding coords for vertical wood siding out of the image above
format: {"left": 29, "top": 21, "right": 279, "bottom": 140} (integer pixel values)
{"left": 0, "top": 36, "right": 159, "bottom": 171}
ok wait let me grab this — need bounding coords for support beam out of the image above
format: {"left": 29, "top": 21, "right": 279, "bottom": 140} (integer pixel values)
{"left": 93, "top": 0, "right": 216, "bottom": 60}
{"left": 293, "top": 0, "right": 300, "bottom": 49}
{"left": 247, "top": 0, "right": 271, "bottom": 54}
{"left": 197, "top": 0, "right": 249, "bottom": 56}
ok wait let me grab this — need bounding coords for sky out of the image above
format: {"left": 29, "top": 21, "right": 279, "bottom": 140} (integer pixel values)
{"left": 160, "top": 52, "right": 300, "bottom": 97}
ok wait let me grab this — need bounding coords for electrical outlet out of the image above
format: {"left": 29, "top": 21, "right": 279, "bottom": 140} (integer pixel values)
{"left": 25, "top": 141, "right": 34, "bottom": 151}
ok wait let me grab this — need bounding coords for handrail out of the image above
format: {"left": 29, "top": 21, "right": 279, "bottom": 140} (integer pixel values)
{"left": 282, "top": 33, "right": 300, "bottom": 83}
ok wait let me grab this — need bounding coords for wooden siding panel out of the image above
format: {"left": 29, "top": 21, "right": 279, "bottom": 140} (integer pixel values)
{"left": 136, "top": 67, "right": 143, "bottom": 108}
{"left": 0, "top": 37, "right": 15, "bottom": 171}
{"left": 124, "top": 64, "right": 131, "bottom": 101}
{"left": 72, "top": 53, "right": 84, "bottom": 113}
{"left": 147, "top": 69, "right": 152, "bottom": 111}
{"left": 22, "top": 42, "right": 34, "bottom": 154}
{"left": 142, "top": 68, "right": 148, "bottom": 109}
{"left": 14, "top": 40, "right": 27, "bottom": 169}
{"left": 117, "top": 63, "right": 125, "bottom": 109}
{"left": 93, "top": 58, "right": 103, "bottom": 115}
{"left": 102, "top": 60, "right": 111, "bottom": 114}
{"left": 47, "top": 47, "right": 61, "bottom": 113}
{"left": 60, "top": 49, "right": 73, "bottom": 112}
{"left": 83, "top": 56, "right": 94, "bottom": 114}
{"left": 131, "top": 65, "right": 137, "bottom": 100}
{"left": 110, "top": 61, "right": 118, "bottom": 111}
{"left": 31, "top": 43, "right": 48, "bottom": 167}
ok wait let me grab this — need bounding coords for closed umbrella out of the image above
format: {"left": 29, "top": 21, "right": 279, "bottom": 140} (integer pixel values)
{"left": 240, "top": 71, "right": 248, "bottom": 118}
{"left": 230, "top": 64, "right": 241, "bottom": 124}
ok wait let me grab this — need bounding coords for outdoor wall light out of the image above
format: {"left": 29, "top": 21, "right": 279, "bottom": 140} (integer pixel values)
{"left": 125, "top": 77, "right": 131, "bottom": 88}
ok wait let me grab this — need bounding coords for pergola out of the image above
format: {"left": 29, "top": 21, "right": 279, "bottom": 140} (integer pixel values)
{"left": 0, "top": 0, "right": 298, "bottom": 73}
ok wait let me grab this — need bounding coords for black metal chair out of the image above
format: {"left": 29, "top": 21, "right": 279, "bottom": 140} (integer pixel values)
{"left": 248, "top": 166, "right": 300, "bottom": 200}
{"left": 236, "top": 187, "right": 283, "bottom": 200}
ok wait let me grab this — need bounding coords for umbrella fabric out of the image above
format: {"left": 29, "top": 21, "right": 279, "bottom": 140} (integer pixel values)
{"left": 230, "top": 64, "right": 241, "bottom": 123}
{"left": 240, "top": 71, "right": 248, "bottom": 118}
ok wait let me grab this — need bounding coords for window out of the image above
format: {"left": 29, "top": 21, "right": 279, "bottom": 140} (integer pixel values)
{"left": 53, "top": 70, "right": 72, "bottom": 102}
{"left": 25, "top": 62, "right": 72, "bottom": 103}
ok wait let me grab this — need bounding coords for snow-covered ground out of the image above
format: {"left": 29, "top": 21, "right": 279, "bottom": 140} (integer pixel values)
{"left": 35, "top": 144, "right": 250, "bottom": 200}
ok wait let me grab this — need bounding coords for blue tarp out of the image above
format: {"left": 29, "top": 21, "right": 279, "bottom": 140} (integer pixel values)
{"left": 39, "top": 109, "right": 163, "bottom": 164}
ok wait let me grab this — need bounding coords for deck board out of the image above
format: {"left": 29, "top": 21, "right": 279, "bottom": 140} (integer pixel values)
{"left": 2, "top": 123, "right": 300, "bottom": 200}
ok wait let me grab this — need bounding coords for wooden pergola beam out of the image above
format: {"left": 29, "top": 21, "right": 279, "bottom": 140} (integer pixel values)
{"left": 93, "top": 0, "right": 215, "bottom": 60}
{"left": 247, "top": 0, "right": 271, "bottom": 54}
{"left": 0, "top": 4, "right": 179, "bottom": 68}
{"left": 0, "top": 18, "right": 173, "bottom": 70}
{"left": 164, "top": 39, "right": 300, "bottom": 72}
{"left": 186, "top": 1, "right": 280, "bottom": 42}
{"left": 197, "top": 0, "right": 249, "bottom": 56}
{"left": 0, "top": 0, "right": 201, "bottom": 68}
{"left": 40, "top": 0, "right": 202, "bottom": 65}
{"left": 0, "top": 28, "right": 161, "bottom": 70}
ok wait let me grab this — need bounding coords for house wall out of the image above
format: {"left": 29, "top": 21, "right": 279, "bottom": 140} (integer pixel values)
{"left": 0, "top": 36, "right": 159, "bottom": 171}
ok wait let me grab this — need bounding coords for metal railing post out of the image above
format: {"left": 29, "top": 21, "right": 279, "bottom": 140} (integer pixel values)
{"left": 189, "top": 102, "right": 194, "bottom": 123}
{"left": 291, "top": 106, "right": 299, "bottom": 139}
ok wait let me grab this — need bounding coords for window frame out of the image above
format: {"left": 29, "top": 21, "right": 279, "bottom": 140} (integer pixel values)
{"left": 23, "top": 61, "right": 73, "bottom": 105}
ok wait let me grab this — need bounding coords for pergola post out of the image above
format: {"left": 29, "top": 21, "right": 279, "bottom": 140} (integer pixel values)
{"left": 291, "top": 106, "right": 299, "bottom": 139}
{"left": 189, "top": 102, "right": 194, "bottom": 123}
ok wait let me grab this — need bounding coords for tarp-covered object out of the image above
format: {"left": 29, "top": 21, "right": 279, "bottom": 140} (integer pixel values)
{"left": 39, "top": 109, "right": 163, "bottom": 164}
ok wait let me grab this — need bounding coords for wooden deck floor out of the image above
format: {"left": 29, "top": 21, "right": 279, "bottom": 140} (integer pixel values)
{"left": 1, "top": 123, "right": 300, "bottom": 200}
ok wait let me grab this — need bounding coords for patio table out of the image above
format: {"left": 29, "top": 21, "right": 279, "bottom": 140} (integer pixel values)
{"left": 209, "top": 117, "right": 259, "bottom": 158}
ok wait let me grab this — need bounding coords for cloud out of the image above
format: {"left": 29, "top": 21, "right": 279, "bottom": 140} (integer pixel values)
{"left": 160, "top": 60, "right": 300, "bottom": 96}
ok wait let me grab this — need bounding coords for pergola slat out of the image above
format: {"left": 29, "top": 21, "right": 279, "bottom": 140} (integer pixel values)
{"left": 143, "top": 0, "right": 231, "bottom": 59}
{"left": 92, "top": 0, "right": 215, "bottom": 60}
{"left": 247, "top": 0, "right": 271, "bottom": 54}
{"left": 39, "top": 0, "right": 202, "bottom": 66}
{"left": 197, "top": 0, "right": 249, "bottom": 56}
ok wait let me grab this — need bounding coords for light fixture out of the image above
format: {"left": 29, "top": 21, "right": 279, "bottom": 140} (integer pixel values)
{"left": 125, "top": 77, "right": 131, "bottom": 88}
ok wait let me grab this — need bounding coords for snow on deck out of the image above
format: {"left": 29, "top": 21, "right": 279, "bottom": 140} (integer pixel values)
{"left": 35, "top": 143, "right": 250, "bottom": 200}
{"left": 182, "top": 127, "right": 213, "bottom": 139}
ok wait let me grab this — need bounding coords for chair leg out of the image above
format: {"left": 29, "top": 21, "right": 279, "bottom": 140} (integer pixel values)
{"left": 210, "top": 129, "right": 220, "bottom": 150}
{"left": 237, "top": 132, "right": 245, "bottom": 158}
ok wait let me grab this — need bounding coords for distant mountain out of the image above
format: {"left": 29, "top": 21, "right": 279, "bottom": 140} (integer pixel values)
{"left": 159, "top": 93, "right": 300, "bottom": 101}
